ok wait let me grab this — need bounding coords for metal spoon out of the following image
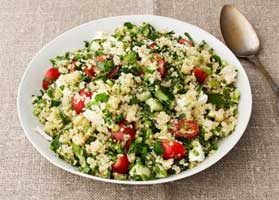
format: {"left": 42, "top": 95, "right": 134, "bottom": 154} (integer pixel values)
{"left": 220, "top": 4, "right": 279, "bottom": 112}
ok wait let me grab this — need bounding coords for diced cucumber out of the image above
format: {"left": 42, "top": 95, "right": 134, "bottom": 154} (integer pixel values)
{"left": 155, "top": 90, "right": 168, "bottom": 102}
{"left": 72, "top": 144, "right": 87, "bottom": 168}
{"left": 137, "top": 91, "right": 151, "bottom": 101}
{"left": 154, "top": 86, "right": 175, "bottom": 102}
{"left": 146, "top": 98, "right": 163, "bottom": 112}
{"left": 129, "top": 163, "right": 151, "bottom": 180}
{"left": 153, "top": 164, "right": 168, "bottom": 178}
{"left": 231, "top": 89, "right": 240, "bottom": 103}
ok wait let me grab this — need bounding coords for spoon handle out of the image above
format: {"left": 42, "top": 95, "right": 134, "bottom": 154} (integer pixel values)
{"left": 247, "top": 55, "right": 279, "bottom": 112}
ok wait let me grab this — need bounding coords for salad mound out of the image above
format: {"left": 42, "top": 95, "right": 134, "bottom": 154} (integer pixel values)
{"left": 32, "top": 22, "right": 240, "bottom": 180}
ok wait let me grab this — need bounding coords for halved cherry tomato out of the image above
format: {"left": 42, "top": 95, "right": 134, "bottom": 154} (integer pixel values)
{"left": 72, "top": 89, "right": 92, "bottom": 114}
{"left": 107, "top": 66, "right": 121, "bottom": 79}
{"left": 96, "top": 55, "right": 106, "bottom": 62}
{"left": 178, "top": 38, "right": 193, "bottom": 46}
{"left": 155, "top": 56, "right": 167, "bottom": 78}
{"left": 44, "top": 68, "right": 60, "bottom": 82}
{"left": 112, "top": 154, "right": 129, "bottom": 174}
{"left": 172, "top": 119, "right": 199, "bottom": 139}
{"left": 149, "top": 42, "right": 156, "bottom": 49}
{"left": 42, "top": 80, "right": 50, "bottom": 90}
{"left": 84, "top": 66, "right": 96, "bottom": 77}
{"left": 192, "top": 68, "right": 208, "bottom": 84}
{"left": 112, "top": 121, "right": 136, "bottom": 149}
{"left": 161, "top": 140, "right": 186, "bottom": 160}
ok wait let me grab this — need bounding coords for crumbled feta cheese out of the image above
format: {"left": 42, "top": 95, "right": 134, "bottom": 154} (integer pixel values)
{"left": 189, "top": 140, "right": 205, "bottom": 162}
{"left": 198, "top": 92, "right": 208, "bottom": 104}
{"left": 55, "top": 71, "right": 80, "bottom": 87}
{"left": 221, "top": 65, "right": 237, "bottom": 84}
{"left": 83, "top": 107, "right": 104, "bottom": 127}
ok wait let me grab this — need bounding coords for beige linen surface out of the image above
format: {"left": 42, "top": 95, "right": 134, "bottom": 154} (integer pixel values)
{"left": 1, "top": 0, "right": 279, "bottom": 199}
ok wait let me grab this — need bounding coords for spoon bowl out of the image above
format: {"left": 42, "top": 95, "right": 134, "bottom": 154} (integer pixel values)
{"left": 220, "top": 4, "right": 260, "bottom": 57}
{"left": 220, "top": 4, "right": 279, "bottom": 112}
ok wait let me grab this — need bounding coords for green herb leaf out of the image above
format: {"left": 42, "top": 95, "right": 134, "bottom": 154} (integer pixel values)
{"left": 95, "top": 93, "right": 109, "bottom": 103}
{"left": 50, "top": 99, "right": 61, "bottom": 107}
{"left": 124, "top": 22, "right": 134, "bottom": 29}
{"left": 47, "top": 88, "right": 54, "bottom": 98}
{"left": 210, "top": 55, "right": 222, "bottom": 66}
{"left": 122, "top": 51, "right": 137, "bottom": 65}
{"left": 59, "top": 111, "right": 71, "bottom": 124}
{"left": 84, "top": 40, "right": 90, "bottom": 48}
{"left": 103, "top": 60, "right": 114, "bottom": 72}
{"left": 129, "top": 95, "right": 140, "bottom": 105}
{"left": 115, "top": 114, "right": 124, "bottom": 123}
{"left": 207, "top": 93, "right": 232, "bottom": 108}
{"left": 207, "top": 93, "right": 226, "bottom": 106}
{"left": 72, "top": 144, "right": 87, "bottom": 167}
{"left": 50, "top": 136, "right": 61, "bottom": 152}
{"left": 153, "top": 141, "right": 163, "bottom": 155}
{"left": 184, "top": 32, "right": 194, "bottom": 43}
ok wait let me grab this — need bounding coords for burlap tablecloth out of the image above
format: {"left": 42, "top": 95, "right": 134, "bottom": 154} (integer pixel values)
{"left": 1, "top": 0, "right": 279, "bottom": 199}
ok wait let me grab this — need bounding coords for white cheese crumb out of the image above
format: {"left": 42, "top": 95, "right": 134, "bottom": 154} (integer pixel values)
{"left": 189, "top": 140, "right": 205, "bottom": 162}
{"left": 83, "top": 107, "right": 104, "bottom": 127}
{"left": 221, "top": 65, "right": 237, "bottom": 84}
{"left": 198, "top": 92, "right": 208, "bottom": 104}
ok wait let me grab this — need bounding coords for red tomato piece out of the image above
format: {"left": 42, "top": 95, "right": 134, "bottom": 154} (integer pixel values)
{"left": 155, "top": 56, "right": 167, "bottom": 78}
{"left": 192, "top": 68, "right": 208, "bottom": 84}
{"left": 71, "top": 96, "right": 85, "bottom": 114}
{"left": 112, "top": 121, "right": 136, "bottom": 149}
{"left": 44, "top": 68, "right": 60, "bottom": 82}
{"left": 79, "top": 89, "right": 92, "bottom": 98}
{"left": 161, "top": 140, "right": 186, "bottom": 160}
{"left": 149, "top": 42, "right": 156, "bottom": 49}
{"left": 112, "top": 154, "right": 129, "bottom": 174}
{"left": 96, "top": 55, "right": 106, "bottom": 62}
{"left": 84, "top": 66, "right": 96, "bottom": 77}
{"left": 172, "top": 120, "right": 199, "bottom": 139}
{"left": 71, "top": 89, "right": 92, "bottom": 114}
{"left": 178, "top": 38, "right": 193, "bottom": 46}
{"left": 107, "top": 66, "right": 121, "bottom": 79}
{"left": 42, "top": 80, "right": 50, "bottom": 90}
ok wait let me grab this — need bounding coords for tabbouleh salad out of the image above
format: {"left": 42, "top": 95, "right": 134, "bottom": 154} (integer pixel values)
{"left": 32, "top": 22, "right": 240, "bottom": 181}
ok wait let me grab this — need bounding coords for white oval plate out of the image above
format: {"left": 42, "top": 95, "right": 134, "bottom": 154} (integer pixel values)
{"left": 17, "top": 15, "right": 252, "bottom": 185}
